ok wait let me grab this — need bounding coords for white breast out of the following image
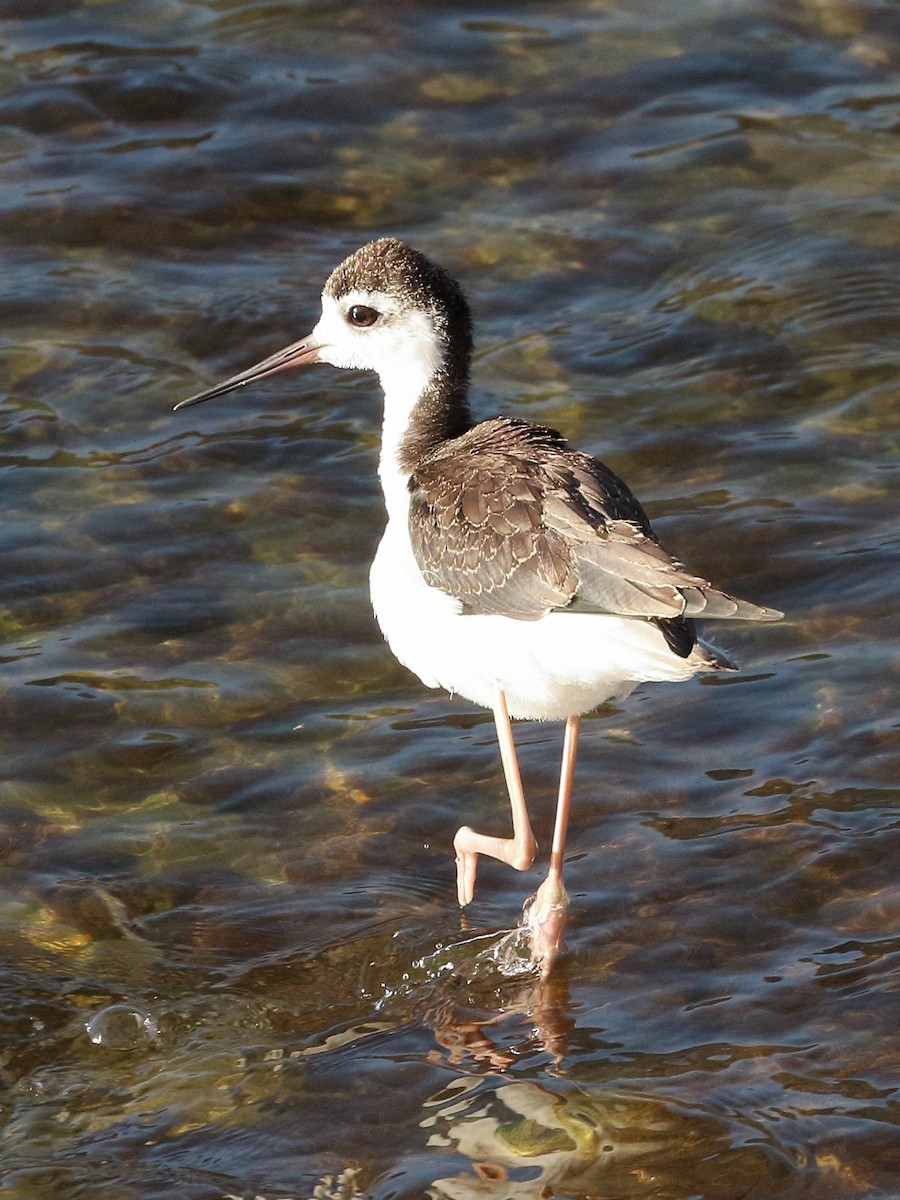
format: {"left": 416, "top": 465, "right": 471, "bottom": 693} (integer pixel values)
{"left": 369, "top": 508, "right": 705, "bottom": 721}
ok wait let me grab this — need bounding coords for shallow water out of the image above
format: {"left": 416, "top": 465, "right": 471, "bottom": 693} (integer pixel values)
{"left": 1, "top": 0, "right": 898, "bottom": 1197}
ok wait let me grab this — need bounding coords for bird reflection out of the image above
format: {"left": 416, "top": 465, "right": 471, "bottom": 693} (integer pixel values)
{"left": 426, "top": 966, "right": 574, "bottom": 1071}
{"left": 368, "top": 902, "right": 580, "bottom": 1072}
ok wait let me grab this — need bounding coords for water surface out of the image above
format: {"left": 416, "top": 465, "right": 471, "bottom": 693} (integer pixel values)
{"left": 1, "top": 1, "right": 898, "bottom": 1197}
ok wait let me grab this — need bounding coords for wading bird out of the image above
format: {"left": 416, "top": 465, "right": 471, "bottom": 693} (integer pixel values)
{"left": 176, "top": 238, "right": 781, "bottom": 974}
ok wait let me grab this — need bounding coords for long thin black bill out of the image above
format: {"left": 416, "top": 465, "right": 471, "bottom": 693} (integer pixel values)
{"left": 174, "top": 333, "right": 322, "bottom": 410}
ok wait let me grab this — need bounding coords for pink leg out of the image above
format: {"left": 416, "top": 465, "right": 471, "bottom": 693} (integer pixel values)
{"left": 528, "top": 714, "right": 580, "bottom": 975}
{"left": 454, "top": 688, "right": 538, "bottom": 906}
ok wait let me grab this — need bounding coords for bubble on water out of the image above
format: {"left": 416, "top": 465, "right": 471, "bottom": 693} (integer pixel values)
{"left": 85, "top": 1004, "right": 158, "bottom": 1050}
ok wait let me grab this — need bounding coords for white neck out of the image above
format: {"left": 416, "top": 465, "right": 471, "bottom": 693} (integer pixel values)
{"left": 375, "top": 332, "right": 443, "bottom": 524}
{"left": 376, "top": 368, "right": 431, "bottom": 524}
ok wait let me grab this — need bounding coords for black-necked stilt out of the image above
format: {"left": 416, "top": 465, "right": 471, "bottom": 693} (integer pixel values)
{"left": 175, "top": 237, "right": 782, "bottom": 974}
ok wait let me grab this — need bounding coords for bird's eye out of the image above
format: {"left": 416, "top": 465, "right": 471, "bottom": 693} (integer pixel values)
{"left": 347, "top": 304, "right": 379, "bottom": 327}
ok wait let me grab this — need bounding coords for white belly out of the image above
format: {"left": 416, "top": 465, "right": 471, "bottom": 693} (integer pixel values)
{"left": 369, "top": 520, "right": 704, "bottom": 721}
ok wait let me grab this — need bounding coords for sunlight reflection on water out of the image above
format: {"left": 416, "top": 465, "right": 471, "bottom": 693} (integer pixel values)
{"left": 1, "top": 0, "right": 898, "bottom": 1196}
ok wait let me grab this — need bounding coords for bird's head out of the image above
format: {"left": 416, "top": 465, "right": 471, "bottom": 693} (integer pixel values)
{"left": 174, "top": 238, "right": 471, "bottom": 411}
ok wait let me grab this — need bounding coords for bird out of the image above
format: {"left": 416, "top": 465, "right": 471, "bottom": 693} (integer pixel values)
{"left": 175, "top": 237, "right": 782, "bottom": 975}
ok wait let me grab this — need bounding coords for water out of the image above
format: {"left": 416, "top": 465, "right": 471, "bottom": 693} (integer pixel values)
{"left": 1, "top": 0, "right": 898, "bottom": 1196}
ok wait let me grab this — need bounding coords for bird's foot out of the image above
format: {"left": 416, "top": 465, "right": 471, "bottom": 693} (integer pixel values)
{"left": 524, "top": 872, "right": 570, "bottom": 978}
{"left": 453, "top": 824, "right": 537, "bottom": 907}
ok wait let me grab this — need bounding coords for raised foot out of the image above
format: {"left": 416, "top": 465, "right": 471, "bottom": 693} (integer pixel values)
{"left": 453, "top": 824, "right": 538, "bottom": 907}
{"left": 524, "top": 872, "right": 570, "bottom": 978}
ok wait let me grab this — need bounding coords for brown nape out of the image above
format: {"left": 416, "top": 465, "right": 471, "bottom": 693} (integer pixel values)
{"left": 398, "top": 368, "right": 473, "bottom": 472}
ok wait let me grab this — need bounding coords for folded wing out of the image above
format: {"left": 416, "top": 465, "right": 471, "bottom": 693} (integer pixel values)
{"left": 407, "top": 418, "right": 782, "bottom": 628}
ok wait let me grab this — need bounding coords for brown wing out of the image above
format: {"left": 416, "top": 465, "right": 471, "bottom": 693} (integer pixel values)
{"left": 407, "top": 417, "right": 781, "bottom": 625}
{"left": 407, "top": 421, "right": 576, "bottom": 618}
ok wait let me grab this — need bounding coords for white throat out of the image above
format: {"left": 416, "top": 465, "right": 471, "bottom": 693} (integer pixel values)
{"left": 371, "top": 313, "right": 445, "bottom": 525}
{"left": 376, "top": 368, "right": 436, "bottom": 523}
{"left": 311, "top": 292, "right": 447, "bottom": 524}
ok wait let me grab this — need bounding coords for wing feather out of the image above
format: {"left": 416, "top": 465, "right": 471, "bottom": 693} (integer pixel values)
{"left": 407, "top": 417, "right": 782, "bottom": 625}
